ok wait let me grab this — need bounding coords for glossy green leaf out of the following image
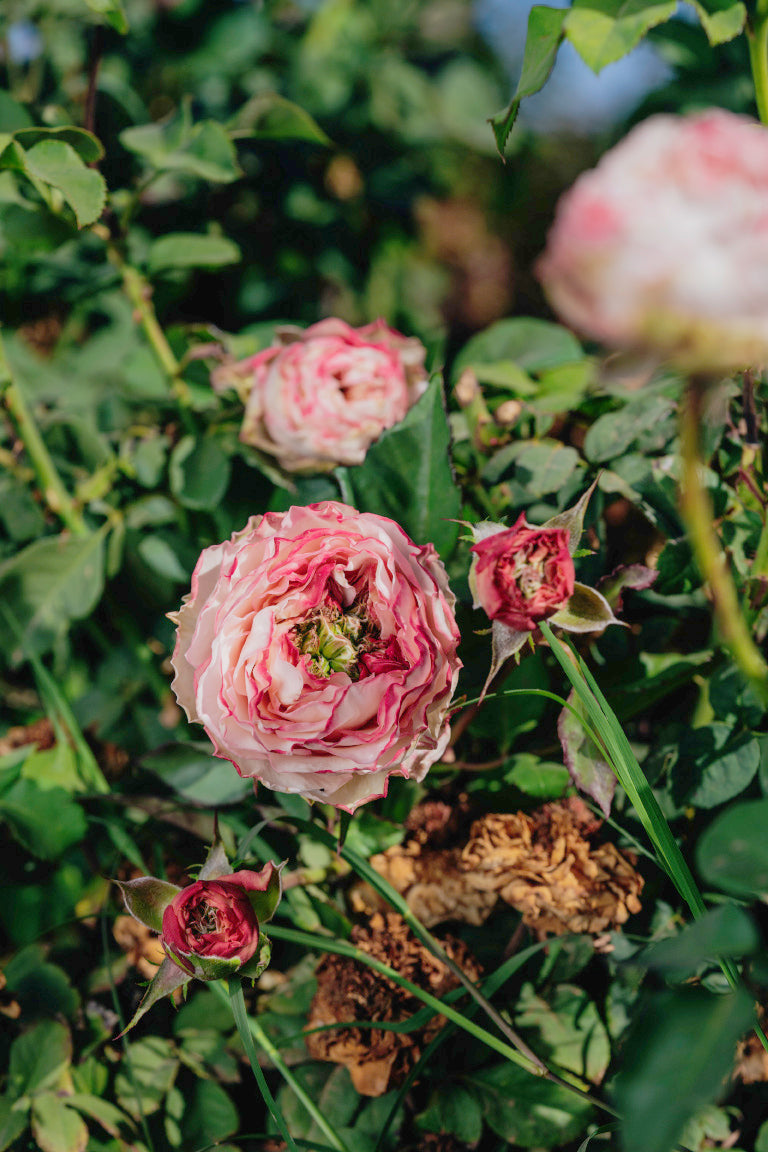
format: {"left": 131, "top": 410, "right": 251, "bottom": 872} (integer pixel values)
{"left": 8, "top": 1020, "right": 71, "bottom": 1099}
{"left": 343, "top": 375, "right": 461, "bottom": 558}
{"left": 613, "top": 988, "right": 754, "bottom": 1152}
{"left": 697, "top": 797, "right": 768, "bottom": 897}
{"left": 84, "top": 0, "right": 129, "bottom": 32}
{"left": 230, "top": 92, "right": 332, "bottom": 145}
{"left": 417, "top": 1083, "right": 483, "bottom": 1144}
{"left": 121, "top": 111, "right": 241, "bottom": 183}
{"left": 564, "top": 0, "right": 677, "bottom": 73}
{"left": 516, "top": 983, "right": 611, "bottom": 1083}
{"left": 181, "top": 1079, "right": 238, "bottom": 1147}
{"left": 489, "top": 6, "right": 567, "bottom": 154}
{"left": 675, "top": 724, "right": 760, "bottom": 809}
{"left": 0, "top": 779, "right": 87, "bottom": 859}
{"left": 0, "top": 1096, "right": 28, "bottom": 1152}
{"left": 453, "top": 317, "right": 582, "bottom": 381}
{"left": 148, "top": 232, "right": 242, "bottom": 273}
{"left": 169, "top": 435, "right": 231, "bottom": 510}
{"left": 689, "top": 0, "right": 746, "bottom": 43}
{"left": 468, "top": 1061, "right": 593, "bottom": 1147}
{"left": 13, "top": 128, "right": 104, "bottom": 164}
{"left": 142, "top": 742, "right": 251, "bottom": 805}
{"left": 640, "top": 904, "right": 759, "bottom": 978}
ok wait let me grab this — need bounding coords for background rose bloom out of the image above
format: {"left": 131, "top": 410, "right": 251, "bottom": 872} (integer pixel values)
{"left": 213, "top": 318, "right": 428, "bottom": 471}
{"left": 471, "top": 516, "right": 574, "bottom": 631}
{"left": 162, "top": 872, "right": 265, "bottom": 979}
{"left": 170, "top": 501, "right": 461, "bottom": 813}
{"left": 537, "top": 110, "right": 768, "bottom": 373}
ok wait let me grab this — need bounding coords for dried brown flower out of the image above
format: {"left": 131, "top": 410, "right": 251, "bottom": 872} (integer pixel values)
{"left": 735, "top": 1009, "right": 768, "bottom": 1083}
{"left": 305, "top": 912, "right": 481, "bottom": 1096}
{"left": 361, "top": 842, "right": 498, "bottom": 929}
{"left": 113, "top": 915, "right": 165, "bottom": 980}
{"left": 460, "top": 799, "right": 643, "bottom": 938}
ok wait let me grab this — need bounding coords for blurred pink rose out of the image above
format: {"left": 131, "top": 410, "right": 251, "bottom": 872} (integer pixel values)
{"left": 537, "top": 110, "right": 768, "bottom": 373}
{"left": 471, "top": 516, "right": 574, "bottom": 631}
{"left": 170, "top": 502, "right": 461, "bottom": 813}
{"left": 213, "top": 319, "right": 428, "bottom": 471}
{"left": 162, "top": 870, "right": 268, "bottom": 979}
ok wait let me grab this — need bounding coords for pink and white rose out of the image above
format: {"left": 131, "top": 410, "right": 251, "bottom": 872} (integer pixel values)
{"left": 213, "top": 318, "right": 428, "bottom": 471}
{"left": 537, "top": 110, "right": 768, "bottom": 373}
{"left": 170, "top": 501, "right": 461, "bottom": 813}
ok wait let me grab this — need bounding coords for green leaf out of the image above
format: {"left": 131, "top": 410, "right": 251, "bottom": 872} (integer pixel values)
{"left": 23, "top": 140, "right": 106, "bottom": 227}
{"left": 343, "top": 375, "right": 461, "bottom": 558}
{"left": 0, "top": 779, "right": 87, "bottom": 859}
{"left": 689, "top": 0, "right": 746, "bottom": 43}
{"left": 488, "top": 6, "right": 567, "bottom": 155}
{"left": 504, "top": 753, "right": 570, "bottom": 799}
{"left": 469, "top": 1061, "right": 593, "bottom": 1147}
{"left": 147, "top": 232, "right": 242, "bottom": 273}
{"left": 181, "top": 1079, "right": 238, "bottom": 1147}
{"left": 564, "top": 0, "right": 678, "bottom": 73}
{"left": 558, "top": 689, "right": 616, "bottom": 817}
{"left": 417, "top": 1083, "right": 483, "bottom": 1144}
{"left": 136, "top": 534, "right": 190, "bottom": 583}
{"left": 454, "top": 317, "right": 583, "bottom": 381}
{"left": 640, "top": 905, "right": 759, "bottom": 978}
{"left": 84, "top": 0, "right": 129, "bottom": 32}
{"left": 63, "top": 1094, "right": 131, "bottom": 1138}
{"left": 0, "top": 531, "right": 105, "bottom": 661}
{"left": 516, "top": 983, "right": 611, "bottom": 1083}
{"left": 613, "top": 988, "right": 754, "bottom": 1152}
{"left": 583, "top": 396, "right": 676, "bottom": 464}
{"left": 549, "top": 582, "right": 623, "bottom": 633}
{"left": 8, "top": 1021, "right": 72, "bottom": 1099}
{"left": 697, "top": 797, "right": 768, "bottom": 898}
{"left": 116, "top": 877, "right": 181, "bottom": 933}
{"left": 30, "top": 1095, "right": 88, "bottom": 1152}
{"left": 169, "top": 435, "right": 231, "bottom": 510}
{"left": 674, "top": 724, "right": 760, "bottom": 810}
{"left": 142, "top": 742, "right": 252, "bottom": 805}
{"left": 484, "top": 439, "right": 581, "bottom": 495}
{"left": 230, "top": 92, "right": 332, "bottom": 145}
{"left": 0, "top": 1096, "right": 28, "bottom": 1152}
{"left": 13, "top": 128, "right": 104, "bottom": 165}
{"left": 0, "top": 92, "right": 33, "bottom": 132}
{"left": 2, "top": 945, "right": 79, "bottom": 1021}
{"left": 121, "top": 110, "right": 241, "bottom": 184}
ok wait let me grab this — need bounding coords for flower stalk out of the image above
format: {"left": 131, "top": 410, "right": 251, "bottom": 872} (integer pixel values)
{"left": 679, "top": 377, "right": 768, "bottom": 706}
{"left": 748, "top": 0, "right": 768, "bottom": 126}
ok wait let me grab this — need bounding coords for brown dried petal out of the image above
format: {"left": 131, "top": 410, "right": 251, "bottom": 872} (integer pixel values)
{"left": 305, "top": 912, "right": 481, "bottom": 1096}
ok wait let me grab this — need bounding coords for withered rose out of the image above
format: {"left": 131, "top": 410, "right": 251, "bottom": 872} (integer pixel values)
{"left": 213, "top": 318, "right": 428, "bottom": 471}
{"left": 470, "top": 515, "right": 575, "bottom": 631}
{"left": 537, "top": 109, "right": 768, "bottom": 373}
{"left": 170, "top": 501, "right": 461, "bottom": 813}
{"left": 162, "top": 873, "right": 265, "bottom": 979}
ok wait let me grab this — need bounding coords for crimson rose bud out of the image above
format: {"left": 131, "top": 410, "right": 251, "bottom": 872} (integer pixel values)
{"left": 470, "top": 515, "right": 575, "bottom": 631}
{"left": 161, "top": 870, "right": 268, "bottom": 980}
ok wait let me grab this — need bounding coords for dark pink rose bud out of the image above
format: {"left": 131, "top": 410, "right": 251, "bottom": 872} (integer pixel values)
{"left": 470, "top": 515, "right": 575, "bottom": 632}
{"left": 161, "top": 869, "right": 272, "bottom": 980}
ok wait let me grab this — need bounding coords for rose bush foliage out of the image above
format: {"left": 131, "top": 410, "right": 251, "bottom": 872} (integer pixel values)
{"left": 213, "top": 319, "right": 428, "bottom": 471}
{"left": 170, "top": 500, "right": 461, "bottom": 812}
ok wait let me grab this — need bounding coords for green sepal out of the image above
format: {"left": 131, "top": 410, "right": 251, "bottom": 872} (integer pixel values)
{"left": 479, "top": 621, "right": 531, "bottom": 701}
{"left": 541, "top": 477, "right": 598, "bottom": 555}
{"left": 167, "top": 949, "right": 245, "bottom": 982}
{"left": 239, "top": 932, "right": 272, "bottom": 981}
{"left": 549, "top": 582, "right": 623, "bottom": 634}
{"left": 198, "top": 832, "right": 232, "bottom": 881}
{"left": 118, "top": 957, "right": 191, "bottom": 1037}
{"left": 246, "top": 861, "right": 284, "bottom": 925}
{"left": 115, "top": 877, "right": 181, "bottom": 933}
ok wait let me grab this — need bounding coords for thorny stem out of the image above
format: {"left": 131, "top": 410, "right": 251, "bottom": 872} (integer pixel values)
{"left": 224, "top": 980, "right": 301, "bottom": 1152}
{"left": 680, "top": 377, "right": 768, "bottom": 706}
{"left": 0, "top": 329, "right": 88, "bottom": 535}
{"left": 748, "top": 0, "right": 768, "bottom": 126}
{"left": 107, "top": 244, "right": 193, "bottom": 410}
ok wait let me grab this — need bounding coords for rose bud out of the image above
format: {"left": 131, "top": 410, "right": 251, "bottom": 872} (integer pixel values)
{"left": 537, "top": 109, "right": 768, "bottom": 373}
{"left": 212, "top": 318, "right": 428, "bottom": 472}
{"left": 161, "top": 872, "right": 267, "bottom": 980}
{"left": 470, "top": 515, "right": 575, "bottom": 631}
{"left": 169, "top": 501, "right": 461, "bottom": 813}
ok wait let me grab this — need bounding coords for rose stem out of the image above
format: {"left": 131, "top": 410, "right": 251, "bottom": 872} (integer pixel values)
{"left": 105, "top": 242, "right": 193, "bottom": 412}
{"left": 748, "top": 0, "right": 768, "bottom": 125}
{"left": 0, "top": 329, "right": 87, "bottom": 535}
{"left": 224, "top": 979, "right": 301, "bottom": 1152}
{"left": 680, "top": 376, "right": 768, "bottom": 706}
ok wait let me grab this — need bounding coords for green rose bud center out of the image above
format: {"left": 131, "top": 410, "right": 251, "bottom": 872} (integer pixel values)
{"left": 293, "top": 598, "right": 379, "bottom": 681}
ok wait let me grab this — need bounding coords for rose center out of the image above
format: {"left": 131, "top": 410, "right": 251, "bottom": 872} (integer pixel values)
{"left": 496, "top": 546, "right": 548, "bottom": 600}
{"left": 292, "top": 596, "right": 380, "bottom": 681}
{"left": 188, "top": 901, "right": 220, "bottom": 938}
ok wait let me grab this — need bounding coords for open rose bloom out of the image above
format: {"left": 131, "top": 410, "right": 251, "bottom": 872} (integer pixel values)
{"left": 470, "top": 515, "right": 574, "bottom": 632}
{"left": 213, "top": 318, "right": 428, "bottom": 471}
{"left": 170, "top": 501, "right": 461, "bottom": 813}
{"left": 537, "top": 110, "right": 768, "bottom": 373}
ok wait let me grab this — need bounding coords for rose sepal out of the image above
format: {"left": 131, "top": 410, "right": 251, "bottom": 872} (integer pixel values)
{"left": 241, "top": 860, "right": 284, "bottom": 925}
{"left": 163, "top": 945, "right": 248, "bottom": 983}
{"left": 118, "top": 957, "right": 192, "bottom": 1037}
{"left": 238, "top": 933, "right": 272, "bottom": 981}
{"left": 116, "top": 877, "right": 181, "bottom": 933}
{"left": 548, "top": 582, "right": 624, "bottom": 634}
